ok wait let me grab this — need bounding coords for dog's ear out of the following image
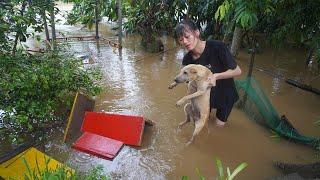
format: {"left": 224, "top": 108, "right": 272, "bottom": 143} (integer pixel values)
{"left": 189, "top": 67, "right": 197, "bottom": 74}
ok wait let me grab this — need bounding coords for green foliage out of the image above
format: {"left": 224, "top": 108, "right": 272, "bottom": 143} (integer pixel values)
{"left": 22, "top": 157, "right": 109, "bottom": 180}
{"left": 124, "top": 0, "right": 168, "bottom": 35}
{"left": 81, "top": 165, "right": 109, "bottom": 180}
{"left": 124, "top": 0, "right": 168, "bottom": 52}
{"left": 0, "top": 2, "right": 12, "bottom": 51}
{"left": 182, "top": 157, "right": 248, "bottom": 180}
{"left": 314, "top": 116, "right": 320, "bottom": 127}
{"left": 181, "top": 176, "right": 189, "bottom": 180}
{"left": 195, "top": 168, "right": 205, "bottom": 180}
{"left": 215, "top": 0, "right": 273, "bottom": 29}
{"left": 67, "top": 0, "right": 105, "bottom": 29}
{"left": 172, "top": 0, "right": 224, "bottom": 39}
{"left": 215, "top": 0, "right": 231, "bottom": 21}
{"left": 266, "top": 0, "right": 320, "bottom": 63}
{"left": 67, "top": 0, "right": 133, "bottom": 27}
{"left": 215, "top": 158, "right": 248, "bottom": 180}
{"left": 0, "top": 50, "right": 102, "bottom": 142}
{"left": 0, "top": 0, "right": 57, "bottom": 54}
{"left": 23, "top": 157, "right": 75, "bottom": 180}
{"left": 269, "top": 129, "right": 281, "bottom": 142}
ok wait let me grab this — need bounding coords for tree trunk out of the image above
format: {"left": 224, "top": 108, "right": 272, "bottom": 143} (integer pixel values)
{"left": 117, "top": 0, "right": 122, "bottom": 49}
{"left": 95, "top": 0, "right": 99, "bottom": 39}
{"left": 41, "top": 9, "right": 50, "bottom": 41}
{"left": 230, "top": 26, "right": 243, "bottom": 57}
{"left": 246, "top": 35, "right": 256, "bottom": 77}
{"left": 12, "top": 1, "right": 27, "bottom": 56}
{"left": 50, "top": 1, "right": 56, "bottom": 50}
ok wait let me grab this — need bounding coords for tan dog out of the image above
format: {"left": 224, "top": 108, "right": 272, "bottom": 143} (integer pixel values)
{"left": 169, "top": 64, "right": 215, "bottom": 144}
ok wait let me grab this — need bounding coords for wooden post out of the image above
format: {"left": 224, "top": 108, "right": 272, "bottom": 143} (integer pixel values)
{"left": 50, "top": 0, "right": 56, "bottom": 50}
{"left": 117, "top": 0, "right": 122, "bottom": 49}
{"left": 41, "top": 9, "right": 50, "bottom": 41}
{"left": 95, "top": 0, "right": 99, "bottom": 39}
{"left": 247, "top": 47, "right": 256, "bottom": 78}
{"left": 230, "top": 26, "right": 243, "bottom": 57}
{"left": 241, "top": 37, "right": 256, "bottom": 107}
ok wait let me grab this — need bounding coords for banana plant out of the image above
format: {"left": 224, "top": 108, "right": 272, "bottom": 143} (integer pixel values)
{"left": 215, "top": 0, "right": 274, "bottom": 56}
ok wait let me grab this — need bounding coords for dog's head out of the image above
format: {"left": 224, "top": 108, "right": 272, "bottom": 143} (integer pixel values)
{"left": 168, "top": 64, "right": 212, "bottom": 89}
{"left": 174, "top": 64, "right": 210, "bottom": 83}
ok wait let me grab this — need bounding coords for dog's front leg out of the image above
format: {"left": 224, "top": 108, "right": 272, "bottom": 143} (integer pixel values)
{"left": 176, "top": 90, "right": 206, "bottom": 107}
{"left": 168, "top": 82, "right": 178, "bottom": 89}
{"left": 176, "top": 97, "right": 187, "bottom": 106}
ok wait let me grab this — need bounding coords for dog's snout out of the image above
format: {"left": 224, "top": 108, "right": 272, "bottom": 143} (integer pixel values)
{"left": 174, "top": 78, "right": 179, "bottom": 83}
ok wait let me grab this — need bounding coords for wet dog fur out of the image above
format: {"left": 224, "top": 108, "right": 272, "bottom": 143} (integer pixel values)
{"left": 169, "top": 64, "right": 214, "bottom": 145}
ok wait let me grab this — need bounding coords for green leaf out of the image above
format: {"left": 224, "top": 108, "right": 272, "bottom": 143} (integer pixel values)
{"left": 215, "top": 158, "right": 224, "bottom": 178}
{"left": 220, "top": 6, "right": 226, "bottom": 20}
{"left": 270, "top": 129, "right": 280, "bottom": 139}
{"left": 314, "top": 117, "right": 320, "bottom": 126}
{"left": 214, "top": 7, "right": 221, "bottom": 20}
{"left": 195, "top": 168, "right": 205, "bottom": 180}
{"left": 228, "top": 162, "right": 248, "bottom": 180}
{"left": 181, "top": 176, "right": 189, "bottom": 180}
{"left": 227, "top": 167, "right": 231, "bottom": 178}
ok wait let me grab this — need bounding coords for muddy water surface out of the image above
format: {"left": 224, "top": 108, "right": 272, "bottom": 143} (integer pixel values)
{"left": 45, "top": 22, "right": 320, "bottom": 179}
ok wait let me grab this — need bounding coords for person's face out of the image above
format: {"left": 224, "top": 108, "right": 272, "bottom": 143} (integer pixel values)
{"left": 178, "top": 29, "right": 200, "bottom": 51}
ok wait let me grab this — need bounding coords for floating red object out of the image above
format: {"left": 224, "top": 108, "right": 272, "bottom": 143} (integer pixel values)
{"left": 72, "top": 132, "right": 123, "bottom": 160}
{"left": 66, "top": 93, "right": 146, "bottom": 160}
{"left": 82, "top": 112, "right": 145, "bottom": 146}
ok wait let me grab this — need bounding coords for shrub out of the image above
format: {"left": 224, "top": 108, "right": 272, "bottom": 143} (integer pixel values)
{"left": 0, "top": 50, "right": 102, "bottom": 142}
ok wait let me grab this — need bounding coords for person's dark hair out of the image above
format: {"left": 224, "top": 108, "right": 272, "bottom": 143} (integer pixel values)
{"left": 174, "top": 19, "right": 199, "bottom": 40}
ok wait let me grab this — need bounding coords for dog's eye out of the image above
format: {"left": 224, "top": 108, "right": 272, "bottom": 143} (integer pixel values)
{"left": 183, "top": 71, "right": 187, "bottom": 74}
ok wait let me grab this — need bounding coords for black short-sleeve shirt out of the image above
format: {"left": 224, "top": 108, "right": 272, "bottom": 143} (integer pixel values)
{"left": 182, "top": 40, "right": 239, "bottom": 108}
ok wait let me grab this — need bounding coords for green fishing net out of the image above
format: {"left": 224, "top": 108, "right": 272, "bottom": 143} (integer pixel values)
{"left": 235, "top": 77, "right": 320, "bottom": 150}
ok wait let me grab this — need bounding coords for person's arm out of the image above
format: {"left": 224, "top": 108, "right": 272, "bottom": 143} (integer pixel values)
{"left": 207, "top": 65, "right": 241, "bottom": 84}
{"left": 214, "top": 65, "right": 242, "bottom": 80}
{"left": 207, "top": 42, "right": 242, "bottom": 83}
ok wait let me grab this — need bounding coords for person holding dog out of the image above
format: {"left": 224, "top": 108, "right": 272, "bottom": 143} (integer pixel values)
{"left": 174, "top": 19, "right": 242, "bottom": 127}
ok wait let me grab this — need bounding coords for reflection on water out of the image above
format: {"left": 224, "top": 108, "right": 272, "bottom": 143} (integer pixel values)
{"left": 175, "top": 48, "right": 185, "bottom": 61}
{"left": 72, "top": 152, "right": 93, "bottom": 163}
{"left": 271, "top": 68, "right": 286, "bottom": 95}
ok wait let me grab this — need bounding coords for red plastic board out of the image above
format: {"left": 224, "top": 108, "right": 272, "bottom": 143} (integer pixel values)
{"left": 82, "top": 112, "right": 145, "bottom": 146}
{"left": 72, "top": 132, "right": 123, "bottom": 160}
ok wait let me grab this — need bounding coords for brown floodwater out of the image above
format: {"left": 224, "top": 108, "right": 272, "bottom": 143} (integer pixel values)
{"left": 2, "top": 3, "right": 320, "bottom": 179}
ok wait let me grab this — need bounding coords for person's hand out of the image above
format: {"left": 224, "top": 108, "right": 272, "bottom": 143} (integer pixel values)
{"left": 206, "top": 74, "right": 216, "bottom": 86}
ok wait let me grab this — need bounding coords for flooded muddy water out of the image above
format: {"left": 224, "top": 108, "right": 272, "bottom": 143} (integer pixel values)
{"left": 3, "top": 3, "right": 320, "bottom": 179}
{"left": 45, "top": 24, "right": 320, "bottom": 179}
